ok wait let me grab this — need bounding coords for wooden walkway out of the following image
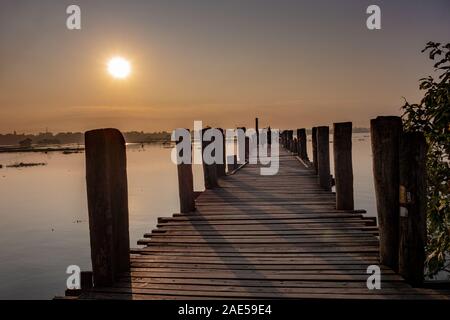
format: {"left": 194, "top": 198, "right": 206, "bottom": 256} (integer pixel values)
{"left": 82, "top": 149, "right": 449, "bottom": 300}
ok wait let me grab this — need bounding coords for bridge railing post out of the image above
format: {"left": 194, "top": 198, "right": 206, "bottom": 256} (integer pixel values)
{"left": 289, "top": 130, "right": 294, "bottom": 152}
{"left": 237, "top": 127, "right": 250, "bottom": 162}
{"left": 284, "top": 130, "right": 289, "bottom": 149}
{"left": 399, "top": 132, "right": 427, "bottom": 286}
{"left": 293, "top": 137, "right": 298, "bottom": 155}
{"left": 317, "top": 126, "right": 332, "bottom": 191}
{"left": 370, "top": 116, "right": 402, "bottom": 271}
{"left": 85, "top": 128, "right": 130, "bottom": 287}
{"left": 297, "top": 128, "right": 308, "bottom": 160}
{"left": 255, "top": 117, "right": 259, "bottom": 149}
{"left": 217, "top": 128, "right": 226, "bottom": 177}
{"left": 175, "top": 130, "right": 195, "bottom": 213}
{"left": 245, "top": 134, "right": 250, "bottom": 163}
{"left": 283, "top": 131, "right": 287, "bottom": 148}
{"left": 312, "top": 127, "right": 318, "bottom": 174}
{"left": 333, "top": 122, "right": 354, "bottom": 210}
{"left": 201, "top": 128, "right": 219, "bottom": 189}
{"left": 227, "top": 155, "right": 238, "bottom": 172}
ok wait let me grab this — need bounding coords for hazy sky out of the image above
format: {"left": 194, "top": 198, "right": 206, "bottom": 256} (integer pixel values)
{"left": 1, "top": 0, "right": 449, "bottom": 133}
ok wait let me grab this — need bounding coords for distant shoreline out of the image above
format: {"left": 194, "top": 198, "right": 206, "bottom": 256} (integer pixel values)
{"left": 0, "top": 131, "right": 372, "bottom": 154}
{"left": 0, "top": 140, "right": 171, "bottom": 154}
{"left": 0, "top": 131, "right": 171, "bottom": 148}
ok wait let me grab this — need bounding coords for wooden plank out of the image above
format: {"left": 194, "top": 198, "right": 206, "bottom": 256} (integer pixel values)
{"left": 110, "top": 281, "right": 449, "bottom": 296}
{"left": 125, "top": 270, "right": 404, "bottom": 282}
{"left": 135, "top": 246, "right": 380, "bottom": 253}
{"left": 138, "top": 238, "right": 379, "bottom": 246}
{"left": 157, "top": 224, "right": 378, "bottom": 231}
{"left": 161, "top": 213, "right": 365, "bottom": 221}
{"left": 149, "top": 229, "right": 377, "bottom": 236}
{"left": 124, "top": 276, "right": 409, "bottom": 289}
{"left": 130, "top": 256, "right": 382, "bottom": 265}
{"left": 129, "top": 262, "right": 391, "bottom": 272}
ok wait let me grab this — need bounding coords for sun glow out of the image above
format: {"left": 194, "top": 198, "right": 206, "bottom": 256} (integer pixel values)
{"left": 107, "top": 56, "right": 131, "bottom": 79}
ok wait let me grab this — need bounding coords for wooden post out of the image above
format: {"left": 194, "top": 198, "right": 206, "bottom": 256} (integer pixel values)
{"left": 312, "top": 127, "right": 318, "bottom": 174}
{"left": 293, "top": 138, "right": 298, "bottom": 155}
{"left": 297, "top": 128, "right": 308, "bottom": 160}
{"left": 371, "top": 116, "right": 402, "bottom": 270}
{"left": 399, "top": 132, "right": 427, "bottom": 286}
{"left": 80, "top": 271, "right": 93, "bottom": 291}
{"left": 255, "top": 118, "right": 259, "bottom": 147}
{"left": 175, "top": 131, "right": 195, "bottom": 213}
{"left": 216, "top": 128, "right": 226, "bottom": 177}
{"left": 287, "top": 130, "right": 293, "bottom": 151}
{"left": 282, "top": 131, "right": 287, "bottom": 147}
{"left": 317, "top": 126, "right": 331, "bottom": 191}
{"left": 227, "top": 155, "right": 238, "bottom": 172}
{"left": 237, "top": 127, "right": 246, "bottom": 163}
{"left": 85, "top": 128, "right": 130, "bottom": 287}
{"left": 245, "top": 136, "right": 250, "bottom": 161}
{"left": 333, "top": 122, "right": 354, "bottom": 210}
{"left": 201, "top": 128, "right": 219, "bottom": 189}
{"left": 241, "top": 126, "right": 249, "bottom": 162}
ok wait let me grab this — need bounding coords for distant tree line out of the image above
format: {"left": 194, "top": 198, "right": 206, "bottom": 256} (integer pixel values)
{"left": 0, "top": 131, "right": 171, "bottom": 146}
{"left": 305, "top": 127, "right": 369, "bottom": 134}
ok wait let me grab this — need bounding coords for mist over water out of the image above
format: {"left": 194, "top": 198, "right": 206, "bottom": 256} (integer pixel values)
{"left": 0, "top": 134, "right": 376, "bottom": 299}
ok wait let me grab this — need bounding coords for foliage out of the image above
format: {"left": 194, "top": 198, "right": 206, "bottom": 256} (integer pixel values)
{"left": 401, "top": 42, "right": 450, "bottom": 276}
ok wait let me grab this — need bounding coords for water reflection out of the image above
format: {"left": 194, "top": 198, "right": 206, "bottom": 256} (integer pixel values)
{"left": 0, "top": 134, "right": 377, "bottom": 299}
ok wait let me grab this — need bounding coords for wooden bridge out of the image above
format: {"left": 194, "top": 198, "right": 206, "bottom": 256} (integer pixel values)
{"left": 65, "top": 118, "right": 449, "bottom": 300}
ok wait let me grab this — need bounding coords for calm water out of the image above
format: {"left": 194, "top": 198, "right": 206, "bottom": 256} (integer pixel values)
{"left": 0, "top": 133, "right": 376, "bottom": 299}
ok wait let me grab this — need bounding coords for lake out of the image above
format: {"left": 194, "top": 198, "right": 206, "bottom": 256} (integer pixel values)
{"left": 0, "top": 133, "right": 376, "bottom": 299}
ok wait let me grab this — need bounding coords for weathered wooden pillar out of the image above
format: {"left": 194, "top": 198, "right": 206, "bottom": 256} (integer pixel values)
{"left": 287, "top": 130, "right": 293, "bottom": 151}
{"left": 216, "top": 128, "right": 226, "bottom": 177}
{"left": 317, "top": 126, "right": 331, "bottom": 191}
{"left": 80, "top": 271, "right": 93, "bottom": 291}
{"left": 255, "top": 117, "right": 259, "bottom": 147}
{"left": 283, "top": 130, "right": 289, "bottom": 148}
{"left": 85, "top": 128, "right": 130, "bottom": 287}
{"left": 201, "top": 128, "right": 219, "bottom": 189}
{"left": 297, "top": 128, "right": 308, "bottom": 160}
{"left": 227, "top": 155, "right": 238, "bottom": 172}
{"left": 245, "top": 137, "right": 250, "bottom": 161}
{"left": 312, "top": 127, "right": 318, "bottom": 174}
{"left": 237, "top": 127, "right": 246, "bottom": 163}
{"left": 399, "top": 132, "right": 427, "bottom": 286}
{"left": 333, "top": 122, "right": 354, "bottom": 210}
{"left": 370, "top": 116, "right": 402, "bottom": 271}
{"left": 175, "top": 130, "right": 195, "bottom": 213}
{"left": 240, "top": 127, "right": 249, "bottom": 162}
{"left": 293, "top": 138, "right": 298, "bottom": 155}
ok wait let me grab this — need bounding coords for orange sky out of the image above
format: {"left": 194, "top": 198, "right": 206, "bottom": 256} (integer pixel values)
{"left": 1, "top": 0, "right": 449, "bottom": 133}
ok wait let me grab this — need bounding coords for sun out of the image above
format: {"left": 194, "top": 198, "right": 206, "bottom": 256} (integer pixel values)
{"left": 107, "top": 56, "right": 131, "bottom": 79}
